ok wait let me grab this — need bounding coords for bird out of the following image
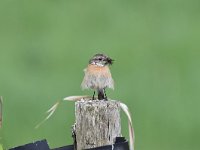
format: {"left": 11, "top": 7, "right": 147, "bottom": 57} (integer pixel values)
{"left": 81, "top": 53, "right": 114, "bottom": 100}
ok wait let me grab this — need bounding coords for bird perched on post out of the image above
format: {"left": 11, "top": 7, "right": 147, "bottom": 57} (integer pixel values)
{"left": 81, "top": 53, "right": 114, "bottom": 100}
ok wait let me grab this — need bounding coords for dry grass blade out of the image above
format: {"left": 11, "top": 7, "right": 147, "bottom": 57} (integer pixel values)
{"left": 120, "top": 102, "right": 135, "bottom": 150}
{"left": 45, "top": 101, "right": 60, "bottom": 120}
{"left": 35, "top": 95, "right": 88, "bottom": 129}
{"left": 35, "top": 101, "right": 60, "bottom": 129}
{"left": 0, "top": 96, "right": 2, "bottom": 128}
{"left": 63, "top": 95, "right": 93, "bottom": 101}
{"left": 0, "top": 96, "right": 2, "bottom": 148}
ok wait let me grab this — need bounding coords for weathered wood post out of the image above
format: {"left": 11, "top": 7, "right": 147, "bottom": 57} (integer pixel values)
{"left": 73, "top": 99, "right": 121, "bottom": 150}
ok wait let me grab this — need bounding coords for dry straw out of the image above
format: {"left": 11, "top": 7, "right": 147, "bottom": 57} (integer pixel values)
{"left": 0, "top": 96, "right": 2, "bottom": 129}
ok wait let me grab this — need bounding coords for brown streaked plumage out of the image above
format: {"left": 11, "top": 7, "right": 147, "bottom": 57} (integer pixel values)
{"left": 81, "top": 53, "right": 114, "bottom": 100}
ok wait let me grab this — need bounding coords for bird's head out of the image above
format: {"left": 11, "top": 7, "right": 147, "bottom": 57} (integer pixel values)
{"left": 89, "top": 53, "right": 114, "bottom": 67}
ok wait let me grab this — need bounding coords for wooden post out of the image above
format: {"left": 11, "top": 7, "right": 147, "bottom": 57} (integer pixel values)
{"left": 73, "top": 99, "right": 121, "bottom": 150}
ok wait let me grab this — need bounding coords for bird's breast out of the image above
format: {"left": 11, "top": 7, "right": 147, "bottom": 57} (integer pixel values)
{"left": 86, "top": 64, "right": 111, "bottom": 77}
{"left": 81, "top": 64, "right": 114, "bottom": 90}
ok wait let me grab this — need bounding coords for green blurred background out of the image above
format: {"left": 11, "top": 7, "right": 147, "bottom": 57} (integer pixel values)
{"left": 0, "top": 0, "right": 200, "bottom": 150}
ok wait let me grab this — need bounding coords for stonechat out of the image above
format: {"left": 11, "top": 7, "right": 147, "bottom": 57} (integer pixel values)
{"left": 81, "top": 53, "right": 114, "bottom": 100}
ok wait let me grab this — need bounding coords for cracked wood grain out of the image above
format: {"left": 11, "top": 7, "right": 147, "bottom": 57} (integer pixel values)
{"left": 74, "top": 99, "right": 121, "bottom": 150}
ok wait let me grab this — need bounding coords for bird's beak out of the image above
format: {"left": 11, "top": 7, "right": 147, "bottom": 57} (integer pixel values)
{"left": 107, "top": 58, "right": 114, "bottom": 65}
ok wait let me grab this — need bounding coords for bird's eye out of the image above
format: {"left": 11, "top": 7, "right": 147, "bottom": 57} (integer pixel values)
{"left": 98, "top": 58, "right": 102, "bottom": 61}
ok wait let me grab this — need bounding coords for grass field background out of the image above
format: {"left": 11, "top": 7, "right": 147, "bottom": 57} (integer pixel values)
{"left": 0, "top": 0, "right": 200, "bottom": 150}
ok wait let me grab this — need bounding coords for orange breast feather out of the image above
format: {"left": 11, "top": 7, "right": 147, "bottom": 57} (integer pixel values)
{"left": 87, "top": 64, "right": 111, "bottom": 77}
